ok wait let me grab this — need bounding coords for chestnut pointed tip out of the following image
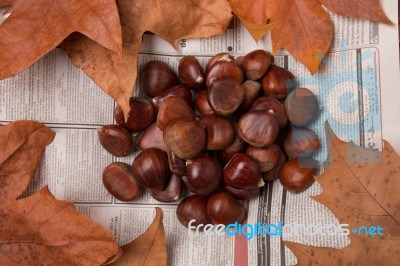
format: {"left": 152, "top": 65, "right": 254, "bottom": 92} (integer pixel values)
{"left": 257, "top": 179, "right": 265, "bottom": 188}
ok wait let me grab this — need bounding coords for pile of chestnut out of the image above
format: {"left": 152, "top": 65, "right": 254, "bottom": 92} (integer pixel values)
{"left": 98, "top": 49, "right": 321, "bottom": 228}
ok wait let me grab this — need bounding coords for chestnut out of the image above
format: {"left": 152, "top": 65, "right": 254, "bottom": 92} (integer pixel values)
{"left": 141, "top": 60, "right": 179, "bottom": 97}
{"left": 150, "top": 174, "right": 183, "bottom": 202}
{"left": 238, "top": 80, "right": 261, "bottom": 112}
{"left": 98, "top": 125, "right": 134, "bottom": 157}
{"left": 178, "top": 55, "right": 205, "bottom": 90}
{"left": 177, "top": 195, "right": 211, "bottom": 227}
{"left": 279, "top": 158, "right": 317, "bottom": 193}
{"left": 183, "top": 155, "right": 222, "bottom": 196}
{"left": 102, "top": 162, "right": 141, "bottom": 201}
{"left": 223, "top": 153, "right": 264, "bottom": 189}
{"left": 194, "top": 90, "right": 213, "bottom": 115}
{"left": 138, "top": 122, "right": 168, "bottom": 152}
{"left": 205, "top": 57, "right": 244, "bottom": 87}
{"left": 114, "top": 104, "right": 125, "bottom": 126}
{"left": 125, "top": 97, "right": 155, "bottom": 132}
{"left": 217, "top": 132, "right": 246, "bottom": 166}
{"left": 261, "top": 64, "right": 296, "bottom": 99}
{"left": 157, "top": 96, "right": 195, "bottom": 131}
{"left": 207, "top": 191, "right": 245, "bottom": 225}
{"left": 167, "top": 150, "right": 187, "bottom": 176}
{"left": 224, "top": 185, "right": 259, "bottom": 200}
{"left": 284, "top": 88, "right": 320, "bottom": 127}
{"left": 205, "top": 52, "right": 234, "bottom": 73}
{"left": 283, "top": 126, "right": 321, "bottom": 158}
{"left": 238, "top": 110, "right": 279, "bottom": 147}
{"left": 132, "top": 148, "right": 170, "bottom": 191}
{"left": 250, "top": 96, "right": 288, "bottom": 129}
{"left": 199, "top": 114, "right": 235, "bottom": 150}
{"left": 163, "top": 119, "right": 206, "bottom": 160}
{"left": 152, "top": 85, "right": 193, "bottom": 110}
{"left": 241, "top": 49, "right": 272, "bottom": 80}
{"left": 246, "top": 144, "right": 282, "bottom": 172}
{"left": 208, "top": 78, "right": 244, "bottom": 116}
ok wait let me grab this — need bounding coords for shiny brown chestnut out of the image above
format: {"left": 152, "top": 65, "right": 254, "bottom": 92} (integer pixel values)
{"left": 194, "top": 90, "right": 214, "bottom": 115}
{"left": 217, "top": 132, "right": 246, "bottom": 166}
{"left": 279, "top": 158, "right": 317, "bottom": 193}
{"left": 239, "top": 80, "right": 261, "bottom": 111}
{"left": 157, "top": 96, "right": 195, "bottom": 131}
{"left": 102, "top": 162, "right": 141, "bottom": 201}
{"left": 98, "top": 125, "right": 134, "bottom": 157}
{"left": 138, "top": 122, "right": 168, "bottom": 152}
{"left": 283, "top": 127, "right": 321, "bottom": 158}
{"left": 205, "top": 52, "right": 235, "bottom": 73}
{"left": 224, "top": 185, "right": 259, "bottom": 200}
{"left": 132, "top": 148, "right": 170, "bottom": 191}
{"left": 246, "top": 144, "right": 282, "bottom": 172}
{"left": 199, "top": 114, "right": 235, "bottom": 150}
{"left": 208, "top": 78, "right": 244, "bottom": 116}
{"left": 261, "top": 65, "right": 296, "bottom": 99}
{"left": 152, "top": 85, "right": 193, "bottom": 110}
{"left": 177, "top": 195, "right": 211, "bottom": 227}
{"left": 238, "top": 110, "right": 279, "bottom": 147}
{"left": 126, "top": 97, "right": 155, "bottom": 132}
{"left": 205, "top": 57, "right": 244, "bottom": 87}
{"left": 141, "top": 60, "right": 179, "bottom": 97}
{"left": 167, "top": 150, "right": 187, "bottom": 176}
{"left": 207, "top": 191, "right": 245, "bottom": 225}
{"left": 223, "top": 153, "right": 264, "bottom": 189}
{"left": 241, "top": 49, "right": 272, "bottom": 80}
{"left": 178, "top": 55, "right": 205, "bottom": 90}
{"left": 114, "top": 104, "right": 125, "bottom": 126}
{"left": 250, "top": 96, "right": 288, "bottom": 129}
{"left": 183, "top": 155, "right": 222, "bottom": 196}
{"left": 163, "top": 119, "right": 206, "bottom": 160}
{"left": 284, "top": 88, "right": 319, "bottom": 127}
{"left": 150, "top": 174, "right": 184, "bottom": 202}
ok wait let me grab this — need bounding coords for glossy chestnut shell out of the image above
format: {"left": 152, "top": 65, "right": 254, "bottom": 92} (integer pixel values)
{"left": 184, "top": 155, "right": 222, "bottom": 196}
{"left": 223, "top": 153, "right": 263, "bottom": 189}
{"left": 199, "top": 114, "right": 235, "bottom": 150}
{"left": 207, "top": 191, "right": 245, "bottom": 225}
{"left": 177, "top": 195, "right": 211, "bottom": 227}
{"left": 141, "top": 60, "right": 179, "bottom": 97}
{"left": 132, "top": 148, "right": 170, "bottom": 191}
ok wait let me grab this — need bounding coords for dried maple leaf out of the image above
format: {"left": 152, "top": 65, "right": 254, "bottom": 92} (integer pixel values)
{"left": 0, "top": 121, "right": 120, "bottom": 265}
{"left": 61, "top": 0, "right": 232, "bottom": 118}
{"left": 108, "top": 207, "right": 167, "bottom": 266}
{"left": 229, "top": 0, "right": 393, "bottom": 73}
{"left": 0, "top": 0, "right": 122, "bottom": 79}
{"left": 285, "top": 123, "right": 400, "bottom": 265}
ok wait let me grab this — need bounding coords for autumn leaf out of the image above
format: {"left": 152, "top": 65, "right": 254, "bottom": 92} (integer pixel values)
{"left": 61, "top": 0, "right": 232, "bottom": 118}
{"left": 109, "top": 207, "right": 167, "bottom": 266}
{"left": 0, "top": 0, "right": 122, "bottom": 79}
{"left": 0, "top": 121, "right": 120, "bottom": 265}
{"left": 285, "top": 123, "right": 400, "bottom": 265}
{"left": 229, "top": 0, "right": 392, "bottom": 73}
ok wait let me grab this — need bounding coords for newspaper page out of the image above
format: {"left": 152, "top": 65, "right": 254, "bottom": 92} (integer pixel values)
{"left": 0, "top": 0, "right": 399, "bottom": 265}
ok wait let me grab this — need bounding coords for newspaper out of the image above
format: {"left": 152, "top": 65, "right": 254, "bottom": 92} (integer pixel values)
{"left": 0, "top": 1, "right": 399, "bottom": 265}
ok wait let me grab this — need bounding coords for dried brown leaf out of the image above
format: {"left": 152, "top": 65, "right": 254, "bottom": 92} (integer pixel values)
{"left": 0, "top": 121, "right": 120, "bottom": 265}
{"left": 61, "top": 0, "right": 232, "bottom": 118}
{"left": 229, "top": 0, "right": 392, "bottom": 73}
{"left": 0, "top": 0, "right": 122, "bottom": 79}
{"left": 285, "top": 123, "right": 400, "bottom": 265}
{"left": 320, "top": 0, "right": 393, "bottom": 25}
{"left": 109, "top": 207, "right": 167, "bottom": 266}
